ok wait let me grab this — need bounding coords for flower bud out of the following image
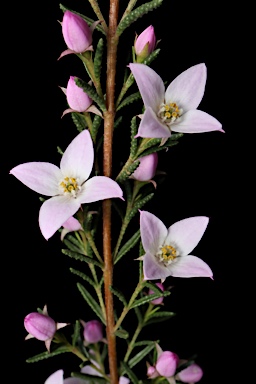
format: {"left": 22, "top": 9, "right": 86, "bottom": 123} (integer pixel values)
{"left": 176, "top": 363, "right": 203, "bottom": 383}
{"left": 62, "top": 11, "right": 92, "bottom": 53}
{"left": 131, "top": 153, "right": 158, "bottom": 181}
{"left": 156, "top": 351, "right": 179, "bottom": 377}
{"left": 147, "top": 365, "right": 159, "bottom": 379}
{"left": 149, "top": 282, "right": 164, "bottom": 305}
{"left": 83, "top": 320, "right": 103, "bottom": 343}
{"left": 66, "top": 76, "right": 92, "bottom": 112}
{"left": 134, "top": 25, "right": 156, "bottom": 62}
{"left": 24, "top": 312, "right": 56, "bottom": 341}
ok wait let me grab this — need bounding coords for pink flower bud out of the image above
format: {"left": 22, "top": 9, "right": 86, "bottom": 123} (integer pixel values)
{"left": 147, "top": 365, "right": 159, "bottom": 378}
{"left": 24, "top": 312, "right": 56, "bottom": 341}
{"left": 149, "top": 282, "right": 164, "bottom": 305}
{"left": 131, "top": 153, "right": 158, "bottom": 181}
{"left": 134, "top": 25, "right": 156, "bottom": 62}
{"left": 177, "top": 363, "right": 203, "bottom": 383}
{"left": 83, "top": 320, "right": 103, "bottom": 343}
{"left": 66, "top": 76, "right": 92, "bottom": 112}
{"left": 62, "top": 11, "right": 92, "bottom": 53}
{"left": 156, "top": 351, "right": 179, "bottom": 378}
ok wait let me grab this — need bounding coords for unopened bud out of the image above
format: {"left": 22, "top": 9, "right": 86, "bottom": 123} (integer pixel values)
{"left": 66, "top": 76, "right": 92, "bottom": 112}
{"left": 24, "top": 312, "right": 56, "bottom": 341}
{"left": 131, "top": 153, "right": 158, "bottom": 181}
{"left": 149, "top": 282, "right": 164, "bottom": 305}
{"left": 156, "top": 350, "right": 179, "bottom": 377}
{"left": 62, "top": 11, "right": 92, "bottom": 53}
{"left": 83, "top": 320, "right": 103, "bottom": 343}
{"left": 134, "top": 25, "right": 156, "bottom": 62}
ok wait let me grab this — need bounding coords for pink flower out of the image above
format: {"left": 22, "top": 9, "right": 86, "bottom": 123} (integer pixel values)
{"left": 81, "top": 319, "right": 104, "bottom": 344}
{"left": 134, "top": 25, "right": 156, "bottom": 62}
{"left": 60, "top": 76, "right": 102, "bottom": 118}
{"left": 59, "top": 11, "right": 93, "bottom": 59}
{"left": 61, "top": 216, "right": 83, "bottom": 241}
{"left": 156, "top": 350, "right": 179, "bottom": 378}
{"left": 176, "top": 363, "right": 203, "bottom": 383}
{"left": 24, "top": 305, "right": 68, "bottom": 352}
{"left": 139, "top": 211, "right": 213, "bottom": 282}
{"left": 130, "top": 153, "right": 158, "bottom": 182}
{"left": 10, "top": 130, "right": 124, "bottom": 240}
{"left": 128, "top": 63, "right": 223, "bottom": 139}
{"left": 148, "top": 282, "right": 164, "bottom": 305}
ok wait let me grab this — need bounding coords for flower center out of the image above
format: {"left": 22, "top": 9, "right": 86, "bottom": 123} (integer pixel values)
{"left": 157, "top": 244, "right": 179, "bottom": 266}
{"left": 158, "top": 102, "right": 183, "bottom": 127}
{"left": 59, "top": 176, "right": 81, "bottom": 197}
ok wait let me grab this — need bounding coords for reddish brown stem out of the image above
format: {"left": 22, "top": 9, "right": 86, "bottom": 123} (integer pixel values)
{"left": 103, "top": 1, "right": 120, "bottom": 384}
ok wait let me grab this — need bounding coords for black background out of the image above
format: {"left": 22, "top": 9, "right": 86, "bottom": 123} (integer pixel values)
{"left": 4, "top": 0, "right": 246, "bottom": 383}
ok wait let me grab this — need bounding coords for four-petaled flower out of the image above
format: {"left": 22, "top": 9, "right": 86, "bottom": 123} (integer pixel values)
{"left": 128, "top": 63, "right": 224, "bottom": 140}
{"left": 10, "top": 130, "right": 124, "bottom": 240}
{"left": 139, "top": 210, "right": 213, "bottom": 282}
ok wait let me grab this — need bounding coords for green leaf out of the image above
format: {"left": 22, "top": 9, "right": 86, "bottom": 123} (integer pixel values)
{"left": 115, "top": 329, "right": 129, "bottom": 339}
{"left": 72, "top": 320, "right": 82, "bottom": 346}
{"left": 63, "top": 237, "right": 86, "bottom": 255}
{"left": 94, "top": 38, "right": 104, "bottom": 81}
{"left": 142, "top": 48, "right": 161, "bottom": 66}
{"left": 71, "top": 112, "right": 87, "bottom": 132}
{"left": 143, "top": 281, "right": 164, "bottom": 293}
{"left": 26, "top": 346, "right": 70, "bottom": 363}
{"left": 110, "top": 286, "right": 127, "bottom": 306}
{"left": 114, "top": 229, "right": 141, "bottom": 264}
{"left": 131, "top": 291, "right": 171, "bottom": 309}
{"left": 121, "top": 362, "right": 139, "bottom": 384}
{"left": 116, "top": 92, "right": 141, "bottom": 112}
{"left": 127, "top": 193, "right": 154, "bottom": 221}
{"left": 117, "top": 0, "right": 164, "bottom": 37}
{"left": 145, "top": 310, "right": 176, "bottom": 325}
{"left": 69, "top": 268, "right": 95, "bottom": 288}
{"left": 134, "top": 340, "right": 159, "bottom": 347}
{"left": 75, "top": 77, "right": 106, "bottom": 112}
{"left": 62, "top": 249, "right": 103, "bottom": 268}
{"left": 130, "top": 116, "right": 139, "bottom": 157}
{"left": 128, "top": 342, "right": 156, "bottom": 368}
{"left": 77, "top": 283, "right": 105, "bottom": 324}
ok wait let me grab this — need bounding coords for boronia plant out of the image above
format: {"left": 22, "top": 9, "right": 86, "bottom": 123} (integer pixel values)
{"left": 10, "top": 1, "right": 223, "bottom": 383}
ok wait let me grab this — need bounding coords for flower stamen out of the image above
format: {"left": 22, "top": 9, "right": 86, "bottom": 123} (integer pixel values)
{"left": 158, "top": 102, "right": 183, "bottom": 128}
{"left": 157, "top": 244, "right": 179, "bottom": 266}
{"left": 59, "top": 176, "right": 81, "bottom": 197}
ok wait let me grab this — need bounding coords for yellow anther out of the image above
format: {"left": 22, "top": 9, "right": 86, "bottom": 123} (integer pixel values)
{"left": 165, "top": 112, "right": 171, "bottom": 118}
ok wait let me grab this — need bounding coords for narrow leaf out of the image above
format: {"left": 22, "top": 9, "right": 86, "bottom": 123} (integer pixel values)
{"left": 128, "top": 193, "right": 154, "bottom": 221}
{"left": 110, "top": 286, "right": 127, "bottom": 306}
{"left": 114, "top": 229, "right": 141, "bottom": 264}
{"left": 121, "top": 361, "right": 139, "bottom": 384}
{"left": 128, "top": 343, "right": 156, "bottom": 368}
{"left": 94, "top": 38, "right": 104, "bottom": 81}
{"left": 62, "top": 249, "right": 103, "bottom": 268}
{"left": 71, "top": 372, "right": 107, "bottom": 383}
{"left": 116, "top": 92, "right": 141, "bottom": 112}
{"left": 145, "top": 311, "right": 176, "bottom": 325}
{"left": 117, "top": 0, "right": 164, "bottom": 37}
{"left": 72, "top": 320, "right": 82, "bottom": 346}
{"left": 115, "top": 329, "right": 129, "bottom": 339}
{"left": 26, "top": 346, "right": 70, "bottom": 363}
{"left": 69, "top": 268, "right": 95, "bottom": 288}
{"left": 71, "top": 112, "right": 87, "bottom": 132}
{"left": 131, "top": 291, "right": 171, "bottom": 309}
{"left": 77, "top": 283, "right": 105, "bottom": 324}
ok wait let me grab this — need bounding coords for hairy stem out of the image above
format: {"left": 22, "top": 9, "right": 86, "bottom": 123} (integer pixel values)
{"left": 103, "top": 1, "right": 120, "bottom": 384}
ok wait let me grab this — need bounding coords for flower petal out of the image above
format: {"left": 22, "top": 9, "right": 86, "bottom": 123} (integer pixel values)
{"left": 60, "top": 130, "right": 94, "bottom": 182}
{"left": 45, "top": 370, "right": 64, "bottom": 384}
{"left": 39, "top": 196, "right": 81, "bottom": 240}
{"left": 165, "top": 63, "right": 206, "bottom": 111}
{"left": 172, "top": 110, "right": 223, "bottom": 133}
{"left": 78, "top": 176, "right": 123, "bottom": 203}
{"left": 10, "top": 162, "right": 61, "bottom": 196}
{"left": 128, "top": 63, "right": 165, "bottom": 111}
{"left": 135, "top": 107, "right": 171, "bottom": 138}
{"left": 140, "top": 211, "right": 167, "bottom": 254}
{"left": 166, "top": 216, "right": 209, "bottom": 255}
{"left": 167, "top": 255, "right": 213, "bottom": 278}
{"left": 143, "top": 252, "right": 171, "bottom": 281}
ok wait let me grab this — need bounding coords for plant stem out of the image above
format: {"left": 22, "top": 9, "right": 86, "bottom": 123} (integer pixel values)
{"left": 103, "top": 1, "right": 120, "bottom": 384}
